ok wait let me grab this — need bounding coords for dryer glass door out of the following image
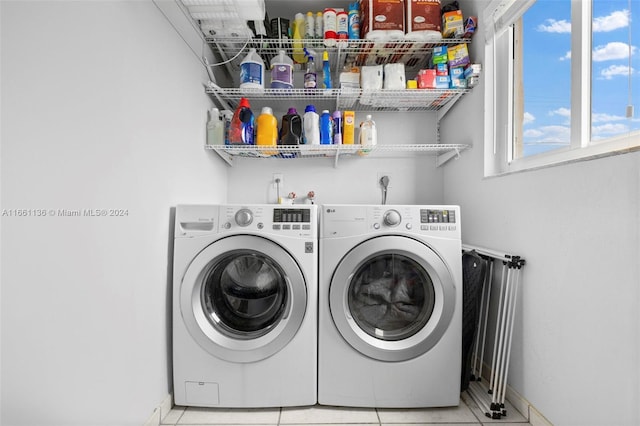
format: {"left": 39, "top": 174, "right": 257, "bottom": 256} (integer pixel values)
{"left": 329, "top": 235, "right": 456, "bottom": 362}
{"left": 348, "top": 253, "right": 435, "bottom": 341}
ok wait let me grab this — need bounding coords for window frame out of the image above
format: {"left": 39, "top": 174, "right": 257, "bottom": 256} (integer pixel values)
{"left": 484, "top": 0, "right": 640, "bottom": 176}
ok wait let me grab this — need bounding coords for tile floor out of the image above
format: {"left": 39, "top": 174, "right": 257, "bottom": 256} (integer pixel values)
{"left": 161, "top": 392, "right": 532, "bottom": 426}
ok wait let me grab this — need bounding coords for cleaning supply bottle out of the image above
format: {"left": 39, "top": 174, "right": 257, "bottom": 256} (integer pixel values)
{"left": 305, "top": 11, "right": 315, "bottom": 39}
{"left": 358, "top": 114, "right": 377, "bottom": 154}
{"left": 292, "top": 13, "right": 307, "bottom": 63}
{"left": 315, "top": 12, "right": 324, "bottom": 40}
{"left": 256, "top": 106, "right": 278, "bottom": 156}
{"left": 270, "top": 50, "right": 294, "bottom": 89}
{"left": 322, "top": 50, "right": 332, "bottom": 89}
{"left": 323, "top": 8, "right": 337, "bottom": 46}
{"left": 228, "top": 97, "right": 255, "bottom": 145}
{"left": 303, "top": 48, "right": 317, "bottom": 90}
{"left": 239, "top": 48, "right": 265, "bottom": 91}
{"left": 303, "top": 105, "right": 320, "bottom": 145}
{"left": 206, "top": 107, "right": 224, "bottom": 146}
{"left": 320, "top": 110, "right": 334, "bottom": 144}
{"left": 348, "top": 2, "right": 360, "bottom": 39}
{"left": 332, "top": 110, "right": 343, "bottom": 144}
{"left": 280, "top": 107, "right": 302, "bottom": 157}
{"left": 221, "top": 109, "right": 233, "bottom": 145}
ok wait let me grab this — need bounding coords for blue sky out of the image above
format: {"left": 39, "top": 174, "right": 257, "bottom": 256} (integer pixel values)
{"left": 521, "top": 0, "right": 639, "bottom": 157}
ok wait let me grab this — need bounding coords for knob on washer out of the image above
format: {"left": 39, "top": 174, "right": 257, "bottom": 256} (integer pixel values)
{"left": 234, "top": 208, "right": 253, "bottom": 227}
{"left": 383, "top": 209, "right": 401, "bottom": 227}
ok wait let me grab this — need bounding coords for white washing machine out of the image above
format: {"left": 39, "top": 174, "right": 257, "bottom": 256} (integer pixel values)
{"left": 172, "top": 204, "right": 318, "bottom": 407}
{"left": 319, "top": 204, "right": 462, "bottom": 408}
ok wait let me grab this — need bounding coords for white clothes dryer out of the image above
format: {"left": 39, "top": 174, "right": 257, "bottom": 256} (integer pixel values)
{"left": 318, "top": 205, "right": 462, "bottom": 408}
{"left": 173, "top": 204, "right": 318, "bottom": 407}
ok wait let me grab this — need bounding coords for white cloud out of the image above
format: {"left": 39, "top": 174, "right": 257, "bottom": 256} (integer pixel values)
{"left": 599, "top": 64, "right": 634, "bottom": 79}
{"left": 538, "top": 10, "right": 629, "bottom": 34}
{"left": 523, "top": 125, "right": 570, "bottom": 143}
{"left": 593, "top": 112, "right": 627, "bottom": 123}
{"left": 523, "top": 112, "right": 535, "bottom": 125}
{"left": 538, "top": 19, "right": 571, "bottom": 33}
{"left": 592, "top": 122, "right": 630, "bottom": 135}
{"left": 560, "top": 51, "right": 571, "bottom": 61}
{"left": 593, "top": 10, "right": 629, "bottom": 32}
{"left": 549, "top": 107, "right": 571, "bottom": 118}
{"left": 593, "top": 42, "right": 636, "bottom": 61}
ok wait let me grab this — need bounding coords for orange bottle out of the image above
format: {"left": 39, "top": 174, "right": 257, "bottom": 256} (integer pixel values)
{"left": 256, "top": 106, "right": 278, "bottom": 156}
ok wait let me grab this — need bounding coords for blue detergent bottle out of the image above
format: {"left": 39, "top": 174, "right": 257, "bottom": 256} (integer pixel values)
{"left": 320, "top": 110, "right": 333, "bottom": 144}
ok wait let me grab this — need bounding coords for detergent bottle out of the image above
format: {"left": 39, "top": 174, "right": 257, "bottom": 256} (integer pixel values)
{"left": 270, "top": 50, "right": 294, "bottom": 89}
{"left": 228, "top": 97, "right": 255, "bottom": 145}
{"left": 320, "top": 109, "right": 333, "bottom": 145}
{"left": 280, "top": 107, "right": 302, "bottom": 157}
{"left": 292, "top": 13, "right": 307, "bottom": 63}
{"left": 239, "top": 48, "right": 265, "bottom": 91}
{"left": 256, "top": 106, "right": 278, "bottom": 156}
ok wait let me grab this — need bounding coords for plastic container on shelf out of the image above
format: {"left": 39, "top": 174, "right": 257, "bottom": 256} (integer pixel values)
{"left": 228, "top": 97, "right": 255, "bottom": 145}
{"left": 206, "top": 107, "right": 224, "bottom": 146}
{"left": 332, "top": 110, "right": 343, "bottom": 145}
{"left": 270, "top": 50, "right": 294, "bottom": 89}
{"left": 302, "top": 105, "right": 320, "bottom": 156}
{"left": 315, "top": 12, "right": 324, "bottom": 40}
{"left": 239, "top": 48, "right": 265, "bottom": 91}
{"left": 358, "top": 114, "right": 377, "bottom": 155}
{"left": 322, "top": 50, "right": 332, "bottom": 89}
{"left": 280, "top": 107, "right": 302, "bottom": 157}
{"left": 348, "top": 2, "right": 360, "bottom": 40}
{"left": 320, "top": 110, "right": 333, "bottom": 145}
{"left": 323, "top": 8, "right": 337, "bottom": 46}
{"left": 343, "top": 110, "right": 355, "bottom": 145}
{"left": 292, "top": 13, "right": 307, "bottom": 63}
{"left": 303, "top": 48, "right": 317, "bottom": 89}
{"left": 256, "top": 106, "right": 278, "bottom": 156}
{"left": 337, "top": 10, "right": 349, "bottom": 44}
{"left": 305, "top": 11, "right": 315, "bottom": 39}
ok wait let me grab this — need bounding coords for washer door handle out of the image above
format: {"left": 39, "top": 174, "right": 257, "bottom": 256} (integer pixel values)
{"left": 344, "top": 273, "right": 354, "bottom": 320}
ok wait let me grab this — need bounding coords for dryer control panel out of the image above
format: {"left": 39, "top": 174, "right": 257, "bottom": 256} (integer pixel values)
{"left": 219, "top": 205, "right": 317, "bottom": 238}
{"left": 321, "top": 204, "right": 460, "bottom": 239}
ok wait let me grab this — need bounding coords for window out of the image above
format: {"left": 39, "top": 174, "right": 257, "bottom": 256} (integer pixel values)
{"left": 484, "top": 0, "right": 639, "bottom": 175}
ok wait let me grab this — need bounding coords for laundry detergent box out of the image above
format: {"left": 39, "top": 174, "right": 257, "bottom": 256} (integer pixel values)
{"left": 431, "top": 45, "right": 448, "bottom": 65}
{"left": 417, "top": 69, "right": 436, "bottom": 88}
{"left": 447, "top": 43, "right": 470, "bottom": 67}
{"left": 442, "top": 10, "right": 464, "bottom": 38}
{"left": 435, "top": 75, "right": 450, "bottom": 89}
{"left": 435, "top": 63, "right": 449, "bottom": 76}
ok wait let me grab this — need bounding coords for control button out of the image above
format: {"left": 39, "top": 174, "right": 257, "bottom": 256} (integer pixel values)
{"left": 449, "top": 225, "right": 456, "bottom": 231}
{"left": 272, "top": 224, "right": 281, "bottom": 230}
{"left": 257, "top": 222, "right": 264, "bottom": 229}
{"left": 421, "top": 225, "right": 429, "bottom": 230}
{"left": 293, "top": 224, "right": 301, "bottom": 230}
{"left": 283, "top": 224, "right": 291, "bottom": 230}
{"left": 405, "top": 223, "right": 412, "bottom": 230}
{"left": 373, "top": 223, "right": 380, "bottom": 229}
{"left": 234, "top": 208, "right": 253, "bottom": 227}
{"left": 430, "top": 225, "right": 438, "bottom": 231}
{"left": 439, "top": 225, "right": 447, "bottom": 231}
{"left": 383, "top": 209, "right": 401, "bottom": 227}
{"left": 223, "top": 222, "right": 231, "bottom": 229}
{"left": 302, "top": 224, "right": 310, "bottom": 230}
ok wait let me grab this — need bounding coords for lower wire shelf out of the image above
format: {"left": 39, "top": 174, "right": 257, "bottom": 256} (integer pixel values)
{"left": 205, "top": 143, "right": 470, "bottom": 167}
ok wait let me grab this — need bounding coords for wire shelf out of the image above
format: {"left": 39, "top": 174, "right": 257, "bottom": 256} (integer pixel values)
{"left": 205, "top": 85, "right": 470, "bottom": 112}
{"left": 206, "top": 37, "right": 471, "bottom": 71}
{"left": 205, "top": 143, "right": 470, "bottom": 167}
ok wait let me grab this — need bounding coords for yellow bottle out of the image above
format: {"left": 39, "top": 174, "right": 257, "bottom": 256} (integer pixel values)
{"left": 256, "top": 107, "right": 278, "bottom": 156}
{"left": 343, "top": 111, "right": 355, "bottom": 144}
{"left": 293, "top": 13, "right": 307, "bottom": 63}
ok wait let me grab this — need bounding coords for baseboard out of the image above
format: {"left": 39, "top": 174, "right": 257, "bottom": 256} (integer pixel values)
{"left": 472, "top": 361, "right": 552, "bottom": 425}
{"left": 143, "top": 394, "right": 173, "bottom": 426}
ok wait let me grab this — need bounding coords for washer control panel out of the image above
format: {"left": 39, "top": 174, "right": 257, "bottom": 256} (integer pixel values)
{"left": 220, "top": 205, "right": 316, "bottom": 237}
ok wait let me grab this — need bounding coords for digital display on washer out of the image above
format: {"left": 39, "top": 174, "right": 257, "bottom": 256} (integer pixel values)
{"left": 420, "top": 209, "right": 456, "bottom": 223}
{"left": 273, "top": 208, "right": 311, "bottom": 223}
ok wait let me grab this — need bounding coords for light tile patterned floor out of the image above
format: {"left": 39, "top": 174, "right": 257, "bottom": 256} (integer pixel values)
{"left": 161, "top": 392, "right": 532, "bottom": 426}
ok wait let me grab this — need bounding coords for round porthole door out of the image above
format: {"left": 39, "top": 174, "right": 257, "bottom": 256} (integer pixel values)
{"left": 329, "top": 236, "right": 456, "bottom": 362}
{"left": 180, "top": 235, "right": 307, "bottom": 363}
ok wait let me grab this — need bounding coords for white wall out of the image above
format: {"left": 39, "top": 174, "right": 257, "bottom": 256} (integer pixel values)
{"left": 0, "top": 1, "right": 227, "bottom": 424}
{"left": 446, "top": 2, "right": 640, "bottom": 424}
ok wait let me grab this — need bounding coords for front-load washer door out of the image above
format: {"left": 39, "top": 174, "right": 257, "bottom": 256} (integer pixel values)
{"left": 180, "top": 235, "right": 307, "bottom": 363}
{"left": 329, "top": 235, "right": 456, "bottom": 362}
